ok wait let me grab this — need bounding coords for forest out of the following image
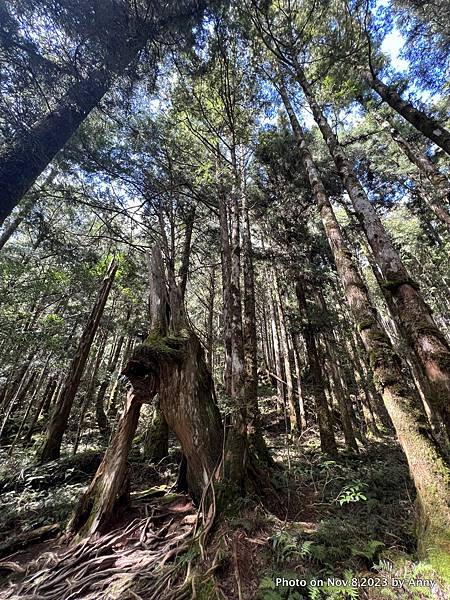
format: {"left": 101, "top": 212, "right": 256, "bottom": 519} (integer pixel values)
{"left": 0, "top": 0, "right": 449, "bottom": 598}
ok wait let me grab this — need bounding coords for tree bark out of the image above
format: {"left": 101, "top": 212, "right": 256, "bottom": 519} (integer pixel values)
{"left": 219, "top": 194, "right": 233, "bottom": 396}
{"left": 322, "top": 335, "right": 359, "bottom": 452}
{"left": 225, "top": 177, "right": 248, "bottom": 489}
{"left": 72, "top": 333, "right": 108, "bottom": 455}
{"left": 268, "top": 288, "right": 286, "bottom": 413}
{"left": 95, "top": 380, "right": 111, "bottom": 443}
{"left": 8, "top": 356, "right": 51, "bottom": 454}
{"left": 24, "top": 377, "right": 57, "bottom": 443}
{"left": 68, "top": 383, "right": 147, "bottom": 538}
{"left": 292, "top": 335, "right": 307, "bottom": 428}
{"left": 70, "top": 246, "right": 224, "bottom": 537}
{"left": 37, "top": 260, "right": 117, "bottom": 462}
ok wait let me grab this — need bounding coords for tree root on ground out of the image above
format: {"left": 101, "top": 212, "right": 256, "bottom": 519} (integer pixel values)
{"left": 0, "top": 494, "right": 204, "bottom": 600}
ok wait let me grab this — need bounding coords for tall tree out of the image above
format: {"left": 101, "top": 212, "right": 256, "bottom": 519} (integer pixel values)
{"left": 0, "top": 0, "right": 208, "bottom": 224}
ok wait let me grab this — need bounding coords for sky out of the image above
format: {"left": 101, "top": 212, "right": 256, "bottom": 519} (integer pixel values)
{"left": 381, "top": 29, "right": 409, "bottom": 72}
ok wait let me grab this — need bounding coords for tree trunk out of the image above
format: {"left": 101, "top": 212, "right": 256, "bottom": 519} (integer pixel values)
{"left": 107, "top": 336, "right": 133, "bottom": 418}
{"left": 143, "top": 396, "right": 169, "bottom": 463}
{"left": 359, "top": 235, "right": 448, "bottom": 445}
{"left": 361, "top": 69, "right": 450, "bottom": 156}
{"left": 273, "top": 270, "right": 301, "bottom": 435}
{"left": 37, "top": 261, "right": 117, "bottom": 462}
{"left": 322, "top": 336, "right": 359, "bottom": 452}
{"left": 377, "top": 114, "right": 450, "bottom": 229}
{"left": 347, "top": 334, "right": 381, "bottom": 436}
{"left": 242, "top": 191, "right": 271, "bottom": 462}
{"left": 24, "top": 377, "right": 57, "bottom": 443}
{"left": 280, "top": 83, "right": 450, "bottom": 576}
{"left": 95, "top": 380, "right": 111, "bottom": 443}
{"left": 0, "top": 215, "right": 23, "bottom": 250}
{"left": 292, "top": 64, "right": 450, "bottom": 438}
{"left": 0, "top": 15, "right": 160, "bottom": 226}
{"left": 292, "top": 335, "right": 307, "bottom": 428}
{"left": 206, "top": 265, "right": 216, "bottom": 370}
{"left": 68, "top": 384, "right": 147, "bottom": 538}
{"left": 219, "top": 194, "right": 233, "bottom": 395}
{"left": 72, "top": 333, "right": 108, "bottom": 455}
{"left": 0, "top": 369, "right": 37, "bottom": 439}
{"left": 224, "top": 177, "right": 248, "bottom": 490}
{"left": 70, "top": 246, "right": 224, "bottom": 537}
{"left": 269, "top": 288, "right": 286, "bottom": 413}
{"left": 8, "top": 357, "right": 51, "bottom": 454}
{"left": 295, "top": 278, "right": 337, "bottom": 455}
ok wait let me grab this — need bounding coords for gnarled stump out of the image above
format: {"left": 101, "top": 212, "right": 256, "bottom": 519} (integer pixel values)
{"left": 126, "top": 331, "right": 224, "bottom": 503}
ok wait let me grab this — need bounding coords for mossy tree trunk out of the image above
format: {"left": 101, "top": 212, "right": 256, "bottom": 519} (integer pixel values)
{"left": 68, "top": 381, "right": 150, "bottom": 538}
{"left": 280, "top": 83, "right": 450, "bottom": 577}
{"left": 143, "top": 396, "right": 169, "bottom": 464}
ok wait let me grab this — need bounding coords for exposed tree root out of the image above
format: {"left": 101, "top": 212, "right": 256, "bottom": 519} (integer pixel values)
{"left": 0, "top": 495, "right": 203, "bottom": 600}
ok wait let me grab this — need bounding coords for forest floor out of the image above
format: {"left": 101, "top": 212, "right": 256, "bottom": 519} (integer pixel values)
{"left": 0, "top": 400, "right": 449, "bottom": 599}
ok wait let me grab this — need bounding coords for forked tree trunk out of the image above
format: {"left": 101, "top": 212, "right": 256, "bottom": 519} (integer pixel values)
{"left": 361, "top": 70, "right": 450, "bottom": 156}
{"left": 280, "top": 85, "right": 450, "bottom": 576}
{"left": 37, "top": 260, "right": 117, "bottom": 462}
{"left": 70, "top": 246, "right": 224, "bottom": 537}
{"left": 292, "top": 64, "right": 450, "bottom": 438}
